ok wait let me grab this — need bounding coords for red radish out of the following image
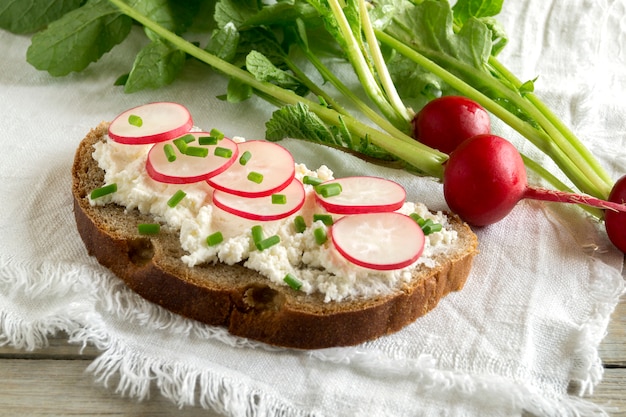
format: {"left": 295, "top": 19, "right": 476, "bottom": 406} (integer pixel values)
{"left": 212, "top": 178, "right": 305, "bottom": 221}
{"left": 146, "top": 133, "right": 238, "bottom": 184}
{"left": 443, "top": 134, "right": 626, "bottom": 227}
{"left": 330, "top": 212, "right": 425, "bottom": 270}
{"left": 604, "top": 175, "right": 626, "bottom": 253}
{"left": 315, "top": 176, "right": 406, "bottom": 214}
{"left": 208, "top": 140, "right": 295, "bottom": 197}
{"left": 108, "top": 102, "right": 193, "bottom": 144}
{"left": 413, "top": 96, "right": 491, "bottom": 154}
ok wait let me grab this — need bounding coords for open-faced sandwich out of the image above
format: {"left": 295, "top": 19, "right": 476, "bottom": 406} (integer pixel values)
{"left": 72, "top": 102, "right": 478, "bottom": 349}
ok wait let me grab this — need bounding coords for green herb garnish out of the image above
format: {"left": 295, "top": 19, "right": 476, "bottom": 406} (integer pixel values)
{"left": 167, "top": 190, "right": 186, "bottom": 208}
{"left": 163, "top": 143, "right": 176, "bottom": 162}
{"left": 247, "top": 171, "right": 264, "bottom": 184}
{"left": 313, "top": 214, "right": 334, "bottom": 226}
{"left": 128, "top": 114, "right": 142, "bottom": 127}
{"left": 302, "top": 176, "right": 323, "bottom": 186}
{"left": 90, "top": 183, "right": 117, "bottom": 200}
{"left": 315, "top": 182, "right": 342, "bottom": 198}
{"left": 210, "top": 128, "right": 224, "bottom": 140}
{"left": 256, "top": 235, "right": 280, "bottom": 251}
{"left": 271, "top": 194, "right": 287, "bottom": 205}
{"left": 239, "top": 150, "right": 252, "bottom": 166}
{"left": 293, "top": 215, "right": 306, "bottom": 233}
{"left": 198, "top": 136, "right": 218, "bottom": 146}
{"left": 283, "top": 273, "right": 302, "bottom": 291}
{"left": 138, "top": 223, "right": 160, "bottom": 235}
{"left": 410, "top": 213, "right": 443, "bottom": 235}
{"left": 313, "top": 227, "right": 327, "bottom": 245}
{"left": 184, "top": 146, "right": 209, "bottom": 158}
{"left": 206, "top": 231, "right": 224, "bottom": 246}
{"left": 214, "top": 147, "right": 233, "bottom": 159}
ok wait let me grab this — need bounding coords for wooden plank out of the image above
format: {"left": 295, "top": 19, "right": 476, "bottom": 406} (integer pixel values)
{"left": 0, "top": 332, "right": 98, "bottom": 360}
{"left": 599, "top": 300, "right": 626, "bottom": 366}
{"left": 0, "top": 359, "right": 223, "bottom": 417}
{"left": 586, "top": 368, "right": 626, "bottom": 417}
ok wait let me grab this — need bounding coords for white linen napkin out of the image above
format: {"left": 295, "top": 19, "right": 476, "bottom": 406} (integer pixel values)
{"left": 1, "top": 0, "right": 625, "bottom": 416}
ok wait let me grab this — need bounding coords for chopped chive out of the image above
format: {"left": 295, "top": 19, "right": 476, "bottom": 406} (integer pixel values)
{"left": 138, "top": 223, "right": 160, "bottom": 235}
{"left": 283, "top": 273, "right": 302, "bottom": 291}
{"left": 206, "top": 231, "right": 224, "bottom": 246}
{"left": 410, "top": 213, "right": 443, "bottom": 235}
{"left": 251, "top": 225, "right": 264, "bottom": 245}
{"left": 313, "top": 227, "right": 327, "bottom": 245}
{"left": 239, "top": 150, "right": 252, "bottom": 165}
{"left": 271, "top": 194, "right": 287, "bottom": 204}
{"left": 214, "top": 146, "right": 233, "bottom": 158}
{"left": 313, "top": 213, "right": 334, "bottom": 225}
{"left": 167, "top": 190, "right": 186, "bottom": 207}
{"left": 302, "top": 176, "right": 323, "bottom": 186}
{"left": 173, "top": 137, "right": 189, "bottom": 153}
{"left": 256, "top": 235, "right": 280, "bottom": 251}
{"left": 163, "top": 143, "right": 176, "bottom": 162}
{"left": 198, "top": 136, "right": 218, "bottom": 146}
{"left": 294, "top": 215, "right": 306, "bottom": 233}
{"left": 90, "top": 183, "right": 117, "bottom": 199}
{"left": 315, "top": 182, "right": 342, "bottom": 198}
{"left": 184, "top": 146, "right": 209, "bottom": 158}
{"left": 210, "top": 128, "right": 224, "bottom": 140}
{"left": 247, "top": 171, "right": 264, "bottom": 184}
{"left": 409, "top": 213, "right": 422, "bottom": 223}
{"left": 128, "top": 114, "right": 142, "bottom": 127}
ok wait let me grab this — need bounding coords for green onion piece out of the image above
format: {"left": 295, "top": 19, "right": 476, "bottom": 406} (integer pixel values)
{"left": 247, "top": 171, "right": 264, "bottom": 184}
{"left": 206, "top": 231, "right": 224, "bottom": 246}
{"left": 283, "top": 273, "right": 302, "bottom": 291}
{"left": 239, "top": 150, "right": 252, "bottom": 166}
{"left": 256, "top": 235, "right": 280, "bottom": 251}
{"left": 198, "top": 136, "right": 218, "bottom": 145}
{"left": 210, "top": 128, "right": 224, "bottom": 140}
{"left": 167, "top": 190, "right": 186, "bottom": 207}
{"left": 173, "top": 137, "right": 189, "bottom": 153}
{"left": 315, "top": 182, "right": 342, "bottom": 198}
{"left": 409, "top": 213, "right": 421, "bottom": 223}
{"left": 128, "top": 114, "right": 142, "bottom": 127}
{"left": 293, "top": 215, "right": 306, "bottom": 233}
{"left": 313, "top": 227, "right": 327, "bottom": 245}
{"left": 423, "top": 223, "right": 443, "bottom": 235}
{"left": 409, "top": 213, "right": 443, "bottom": 235}
{"left": 214, "top": 147, "right": 233, "bottom": 158}
{"left": 184, "top": 146, "right": 209, "bottom": 158}
{"left": 138, "top": 223, "right": 160, "bottom": 235}
{"left": 302, "top": 176, "right": 323, "bottom": 186}
{"left": 90, "top": 183, "right": 117, "bottom": 199}
{"left": 271, "top": 194, "right": 287, "bottom": 204}
{"left": 251, "top": 225, "right": 264, "bottom": 245}
{"left": 313, "top": 213, "right": 334, "bottom": 225}
{"left": 163, "top": 143, "right": 176, "bottom": 162}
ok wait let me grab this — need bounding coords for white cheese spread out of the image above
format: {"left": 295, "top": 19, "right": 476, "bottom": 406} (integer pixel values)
{"left": 91, "top": 137, "right": 458, "bottom": 302}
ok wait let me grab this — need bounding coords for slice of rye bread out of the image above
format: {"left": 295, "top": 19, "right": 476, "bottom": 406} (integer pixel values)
{"left": 72, "top": 122, "right": 479, "bottom": 349}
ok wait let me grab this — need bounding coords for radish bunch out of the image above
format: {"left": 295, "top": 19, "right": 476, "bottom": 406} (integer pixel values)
{"left": 416, "top": 96, "right": 626, "bottom": 252}
{"left": 106, "top": 102, "right": 430, "bottom": 272}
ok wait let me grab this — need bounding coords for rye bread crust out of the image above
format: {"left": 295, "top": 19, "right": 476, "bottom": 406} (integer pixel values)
{"left": 72, "top": 122, "right": 479, "bottom": 349}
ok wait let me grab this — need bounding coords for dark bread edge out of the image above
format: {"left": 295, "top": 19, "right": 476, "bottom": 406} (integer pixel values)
{"left": 72, "top": 122, "right": 479, "bottom": 349}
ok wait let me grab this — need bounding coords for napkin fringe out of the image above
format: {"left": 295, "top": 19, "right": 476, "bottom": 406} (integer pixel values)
{"left": 0, "top": 256, "right": 104, "bottom": 351}
{"left": 83, "top": 338, "right": 316, "bottom": 417}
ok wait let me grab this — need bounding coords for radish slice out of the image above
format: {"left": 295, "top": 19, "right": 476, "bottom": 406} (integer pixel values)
{"left": 212, "top": 178, "right": 305, "bottom": 221}
{"left": 330, "top": 212, "right": 424, "bottom": 271}
{"left": 146, "top": 133, "right": 238, "bottom": 184}
{"left": 108, "top": 102, "right": 193, "bottom": 144}
{"left": 315, "top": 176, "right": 406, "bottom": 214}
{"left": 207, "top": 140, "right": 295, "bottom": 197}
